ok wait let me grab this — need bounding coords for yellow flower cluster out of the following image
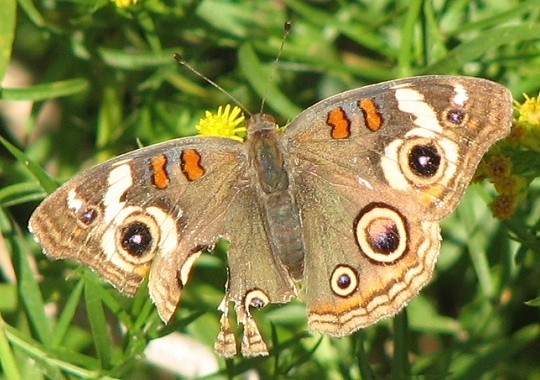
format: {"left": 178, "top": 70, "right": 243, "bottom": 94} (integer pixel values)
{"left": 112, "top": 0, "right": 138, "bottom": 8}
{"left": 511, "top": 94, "right": 540, "bottom": 151}
{"left": 195, "top": 105, "right": 247, "bottom": 142}
{"left": 481, "top": 154, "right": 526, "bottom": 219}
{"left": 479, "top": 93, "right": 540, "bottom": 219}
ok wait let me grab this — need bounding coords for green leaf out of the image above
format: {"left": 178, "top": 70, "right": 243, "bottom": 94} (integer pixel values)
{"left": 238, "top": 43, "right": 302, "bottom": 119}
{"left": 0, "top": 314, "right": 21, "bottom": 380}
{"left": 98, "top": 48, "right": 177, "bottom": 70}
{"left": 0, "top": 0, "right": 16, "bottom": 81}
{"left": 421, "top": 25, "right": 540, "bottom": 74}
{"left": 84, "top": 273, "right": 113, "bottom": 369}
{"left": 0, "top": 182, "right": 46, "bottom": 208}
{"left": 3, "top": 209, "right": 53, "bottom": 345}
{"left": 0, "top": 135, "right": 59, "bottom": 194}
{"left": 51, "top": 279, "right": 85, "bottom": 348}
{"left": 525, "top": 296, "right": 540, "bottom": 307}
{"left": 1, "top": 78, "right": 89, "bottom": 101}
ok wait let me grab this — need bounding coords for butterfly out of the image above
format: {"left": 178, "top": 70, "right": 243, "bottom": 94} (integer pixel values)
{"left": 29, "top": 75, "right": 512, "bottom": 356}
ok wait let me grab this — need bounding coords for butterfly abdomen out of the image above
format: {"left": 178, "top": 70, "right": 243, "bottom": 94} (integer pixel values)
{"left": 249, "top": 116, "right": 305, "bottom": 280}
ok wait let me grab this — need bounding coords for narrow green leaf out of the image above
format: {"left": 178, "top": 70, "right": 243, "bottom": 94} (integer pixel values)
{"left": 238, "top": 43, "right": 302, "bottom": 119}
{"left": 4, "top": 209, "right": 53, "bottom": 345}
{"left": 448, "top": 2, "right": 540, "bottom": 36}
{"left": 423, "top": 0, "right": 449, "bottom": 64}
{"left": 456, "top": 193, "right": 497, "bottom": 299}
{"left": 525, "top": 296, "right": 540, "bottom": 307}
{"left": 4, "top": 320, "right": 107, "bottom": 378}
{"left": 0, "top": 284, "right": 18, "bottom": 312}
{"left": 195, "top": 0, "right": 252, "bottom": 38}
{"left": 0, "top": 135, "right": 59, "bottom": 194}
{"left": 98, "top": 48, "right": 176, "bottom": 70}
{"left": 281, "top": 332, "right": 323, "bottom": 374}
{"left": 397, "top": 0, "right": 422, "bottom": 77}
{"left": 51, "top": 279, "right": 85, "bottom": 348}
{"left": 0, "top": 0, "right": 16, "bottom": 81}
{"left": 286, "top": 0, "right": 396, "bottom": 59}
{"left": 0, "top": 314, "right": 21, "bottom": 380}
{"left": 451, "top": 325, "right": 540, "bottom": 378}
{"left": 392, "top": 311, "right": 411, "bottom": 380}
{"left": 136, "top": 10, "right": 161, "bottom": 52}
{"left": 17, "top": 0, "right": 46, "bottom": 28}
{"left": 421, "top": 25, "right": 540, "bottom": 74}
{"left": 0, "top": 182, "right": 46, "bottom": 208}
{"left": 96, "top": 83, "right": 123, "bottom": 162}
{"left": 84, "top": 273, "right": 113, "bottom": 369}
{"left": 1, "top": 78, "right": 89, "bottom": 101}
{"left": 356, "top": 331, "right": 374, "bottom": 380}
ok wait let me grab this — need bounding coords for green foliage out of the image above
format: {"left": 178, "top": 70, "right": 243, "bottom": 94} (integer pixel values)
{"left": 1, "top": 0, "right": 540, "bottom": 378}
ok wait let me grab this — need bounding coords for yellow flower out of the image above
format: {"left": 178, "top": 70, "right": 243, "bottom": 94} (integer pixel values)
{"left": 195, "top": 105, "right": 247, "bottom": 142}
{"left": 513, "top": 94, "right": 540, "bottom": 152}
{"left": 485, "top": 155, "right": 512, "bottom": 180}
{"left": 493, "top": 174, "right": 527, "bottom": 195}
{"left": 479, "top": 93, "right": 540, "bottom": 219}
{"left": 514, "top": 94, "right": 540, "bottom": 125}
{"left": 490, "top": 194, "right": 518, "bottom": 220}
{"left": 507, "top": 121, "right": 526, "bottom": 146}
{"left": 112, "top": 0, "right": 138, "bottom": 7}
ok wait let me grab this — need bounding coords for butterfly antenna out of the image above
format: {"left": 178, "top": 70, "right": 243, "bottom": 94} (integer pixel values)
{"left": 259, "top": 20, "right": 292, "bottom": 115}
{"left": 173, "top": 53, "right": 251, "bottom": 117}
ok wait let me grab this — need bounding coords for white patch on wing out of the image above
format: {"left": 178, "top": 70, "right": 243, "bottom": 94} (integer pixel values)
{"left": 381, "top": 139, "right": 409, "bottom": 191}
{"left": 103, "top": 164, "right": 133, "bottom": 224}
{"left": 394, "top": 88, "right": 442, "bottom": 133}
{"left": 147, "top": 206, "right": 179, "bottom": 257}
{"left": 452, "top": 84, "right": 468, "bottom": 106}
{"left": 67, "top": 189, "right": 83, "bottom": 212}
{"left": 179, "top": 252, "right": 202, "bottom": 286}
{"left": 357, "top": 177, "right": 374, "bottom": 190}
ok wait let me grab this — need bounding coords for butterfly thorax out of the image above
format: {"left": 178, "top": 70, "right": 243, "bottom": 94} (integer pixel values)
{"left": 247, "top": 114, "right": 304, "bottom": 280}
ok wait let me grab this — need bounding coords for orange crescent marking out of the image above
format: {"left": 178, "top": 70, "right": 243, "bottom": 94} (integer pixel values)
{"left": 326, "top": 107, "right": 351, "bottom": 139}
{"left": 181, "top": 149, "right": 205, "bottom": 181}
{"left": 420, "top": 184, "right": 444, "bottom": 206}
{"left": 359, "top": 98, "right": 383, "bottom": 132}
{"left": 310, "top": 295, "right": 368, "bottom": 316}
{"left": 151, "top": 155, "right": 170, "bottom": 190}
{"left": 133, "top": 263, "right": 152, "bottom": 278}
{"left": 310, "top": 277, "right": 407, "bottom": 316}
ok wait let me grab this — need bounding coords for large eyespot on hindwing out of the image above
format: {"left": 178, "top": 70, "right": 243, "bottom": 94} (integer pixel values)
{"left": 355, "top": 203, "right": 409, "bottom": 263}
